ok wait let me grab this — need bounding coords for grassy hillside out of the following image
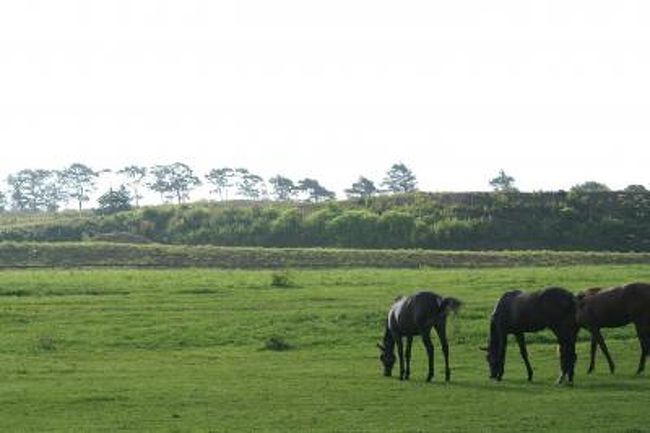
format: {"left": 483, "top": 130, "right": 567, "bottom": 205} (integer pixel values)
{"left": 2, "top": 241, "right": 650, "bottom": 268}
{"left": 0, "top": 265, "right": 648, "bottom": 431}
{"left": 2, "top": 190, "right": 650, "bottom": 251}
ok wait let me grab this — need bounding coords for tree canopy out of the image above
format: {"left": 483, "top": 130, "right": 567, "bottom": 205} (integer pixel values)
{"left": 489, "top": 169, "right": 517, "bottom": 192}
{"left": 382, "top": 163, "right": 417, "bottom": 193}
{"left": 148, "top": 163, "right": 201, "bottom": 204}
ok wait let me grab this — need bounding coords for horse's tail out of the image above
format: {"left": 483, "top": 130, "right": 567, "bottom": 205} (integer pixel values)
{"left": 440, "top": 296, "right": 463, "bottom": 316}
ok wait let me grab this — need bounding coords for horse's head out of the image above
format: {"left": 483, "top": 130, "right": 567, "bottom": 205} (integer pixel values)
{"left": 377, "top": 343, "right": 395, "bottom": 377}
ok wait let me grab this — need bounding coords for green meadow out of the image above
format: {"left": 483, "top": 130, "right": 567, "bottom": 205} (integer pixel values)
{"left": 0, "top": 265, "right": 649, "bottom": 432}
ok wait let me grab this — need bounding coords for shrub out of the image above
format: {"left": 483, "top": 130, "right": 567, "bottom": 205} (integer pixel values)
{"left": 270, "top": 270, "right": 294, "bottom": 288}
{"left": 264, "top": 337, "right": 292, "bottom": 351}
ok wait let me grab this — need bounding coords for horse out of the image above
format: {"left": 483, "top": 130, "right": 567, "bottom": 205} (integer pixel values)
{"left": 377, "top": 291, "right": 462, "bottom": 382}
{"left": 482, "top": 287, "right": 578, "bottom": 384}
{"left": 576, "top": 282, "right": 650, "bottom": 375}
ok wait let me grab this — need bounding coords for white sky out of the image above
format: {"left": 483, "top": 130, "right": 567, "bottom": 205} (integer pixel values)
{"left": 2, "top": 0, "right": 650, "bottom": 203}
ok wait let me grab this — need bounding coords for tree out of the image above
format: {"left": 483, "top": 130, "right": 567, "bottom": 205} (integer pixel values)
{"left": 382, "top": 163, "right": 417, "bottom": 193}
{"left": 0, "top": 190, "right": 6, "bottom": 212}
{"left": 147, "top": 163, "right": 201, "bottom": 204}
{"left": 345, "top": 176, "right": 378, "bottom": 202}
{"left": 7, "top": 169, "right": 64, "bottom": 211}
{"left": 205, "top": 167, "right": 236, "bottom": 200}
{"left": 237, "top": 172, "right": 266, "bottom": 200}
{"left": 96, "top": 186, "right": 132, "bottom": 214}
{"left": 297, "top": 178, "right": 336, "bottom": 203}
{"left": 624, "top": 184, "right": 648, "bottom": 193}
{"left": 118, "top": 165, "right": 147, "bottom": 207}
{"left": 570, "top": 181, "right": 610, "bottom": 193}
{"left": 489, "top": 169, "right": 517, "bottom": 192}
{"left": 233, "top": 168, "right": 266, "bottom": 200}
{"left": 60, "top": 163, "right": 100, "bottom": 211}
{"left": 269, "top": 175, "right": 296, "bottom": 201}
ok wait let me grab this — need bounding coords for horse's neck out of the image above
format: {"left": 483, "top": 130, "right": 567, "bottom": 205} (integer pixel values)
{"left": 492, "top": 291, "right": 519, "bottom": 318}
{"left": 383, "top": 327, "right": 395, "bottom": 352}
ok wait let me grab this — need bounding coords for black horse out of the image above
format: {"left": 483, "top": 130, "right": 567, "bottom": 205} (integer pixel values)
{"left": 576, "top": 282, "right": 650, "bottom": 375}
{"left": 482, "top": 287, "right": 578, "bottom": 384}
{"left": 377, "top": 291, "right": 462, "bottom": 382}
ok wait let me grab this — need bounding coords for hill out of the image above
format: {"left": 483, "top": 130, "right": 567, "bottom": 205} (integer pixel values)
{"left": 1, "top": 191, "right": 650, "bottom": 251}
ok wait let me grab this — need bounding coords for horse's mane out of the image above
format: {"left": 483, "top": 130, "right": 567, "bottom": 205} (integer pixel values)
{"left": 576, "top": 287, "right": 604, "bottom": 300}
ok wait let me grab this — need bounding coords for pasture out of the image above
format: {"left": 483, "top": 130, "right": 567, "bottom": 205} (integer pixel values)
{"left": 0, "top": 265, "right": 649, "bottom": 432}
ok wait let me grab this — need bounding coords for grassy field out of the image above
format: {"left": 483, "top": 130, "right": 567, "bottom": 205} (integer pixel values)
{"left": 0, "top": 265, "right": 649, "bottom": 432}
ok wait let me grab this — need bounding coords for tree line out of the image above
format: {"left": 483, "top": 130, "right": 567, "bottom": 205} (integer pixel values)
{"left": 3, "top": 160, "right": 645, "bottom": 216}
{"left": 0, "top": 162, "right": 421, "bottom": 213}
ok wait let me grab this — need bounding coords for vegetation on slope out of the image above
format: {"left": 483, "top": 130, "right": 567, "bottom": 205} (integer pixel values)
{"left": 2, "top": 190, "right": 650, "bottom": 251}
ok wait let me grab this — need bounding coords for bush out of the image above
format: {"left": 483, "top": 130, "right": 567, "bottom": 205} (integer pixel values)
{"left": 264, "top": 337, "right": 292, "bottom": 351}
{"left": 270, "top": 270, "right": 294, "bottom": 288}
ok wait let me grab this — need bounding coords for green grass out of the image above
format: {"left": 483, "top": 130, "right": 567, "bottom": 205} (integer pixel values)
{"left": 0, "top": 265, "right": 649, "bottom": 432}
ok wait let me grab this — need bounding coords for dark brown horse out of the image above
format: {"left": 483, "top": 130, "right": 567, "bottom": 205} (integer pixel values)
{"left": 483, "top": 287, "right": 578, "bottom": 384}
{"left": 576, "top": 282, "right": 650, "bottom": 375}
{"left": 377, "top": 291, "right": 462, "bottom": 382}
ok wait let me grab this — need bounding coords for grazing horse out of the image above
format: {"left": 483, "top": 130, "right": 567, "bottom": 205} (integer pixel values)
{"left": 483, "top": 287, "right": 578, "bottom": 384}
{"left": 377, "top": 291, "right": 462, "bottom": 382}
{"left": 576, "top": 282, "right": 650, "bottom": 375}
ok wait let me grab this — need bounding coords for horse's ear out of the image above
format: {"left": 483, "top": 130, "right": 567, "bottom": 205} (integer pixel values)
{"left": 377, "top": 343, "right": 385, "bottom": 351}
{"left": 479, "top": 346, "right": 488, "bottom": 352}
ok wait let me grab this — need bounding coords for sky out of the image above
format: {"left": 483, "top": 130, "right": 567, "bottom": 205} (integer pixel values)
{"left": 1, "top": 0, "right": 650, "bottom": 203}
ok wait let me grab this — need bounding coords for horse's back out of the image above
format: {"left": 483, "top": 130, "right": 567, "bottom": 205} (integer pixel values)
{"left": 578, "top": 283, "right": 649, "bottom": 327}
{"left": 499, "top": 287, "right": 575, "bottom": 333}
{"left": 388, "top": 291, "right": 443, "bottom": 335}
{"left": 623, "top": 282, "right": 650, "bottom": 301}
{"left": 538, "top": 287, "right": 576, "bottom": 325}
{"left": 539, "top": 287, "right": 576, "bottom": 313}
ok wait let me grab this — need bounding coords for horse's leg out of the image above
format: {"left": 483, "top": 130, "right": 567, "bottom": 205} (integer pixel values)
{"left": 420, "top": 330, "right": 434, "bottom": 382}
{"left": 634, "top": 321, "right": 648, "bottom": 375}
{"left": 404, "top": 336, "right": 413, "bottom": 380}
{"left": 594, "top": 329, "right": 615, "bottom": 374}
{"left": 587, "top": 331, "right": 598, "bottom": 374}
{"left": 497, "top": 334, "right": 507, "bottom": 381}
{"left": 555, "top": 328, "right": 577, "bottom": 385}
{"left": 395, "top": 335, "right": 405, "bottom": 380}
{"left": 434, "top": 321, "right": 450, "bottom": 382}
{"left": 556, "top": 341, "right": 568, "bottom": 385}
{"left": 552, "top": 328, "right": 568, "bottom": 384}
{"left": 515, "top": 333, "right": 533, "bottom": 382}
{"left": 566, "top": 330, "right": 577, "bottom": 384}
